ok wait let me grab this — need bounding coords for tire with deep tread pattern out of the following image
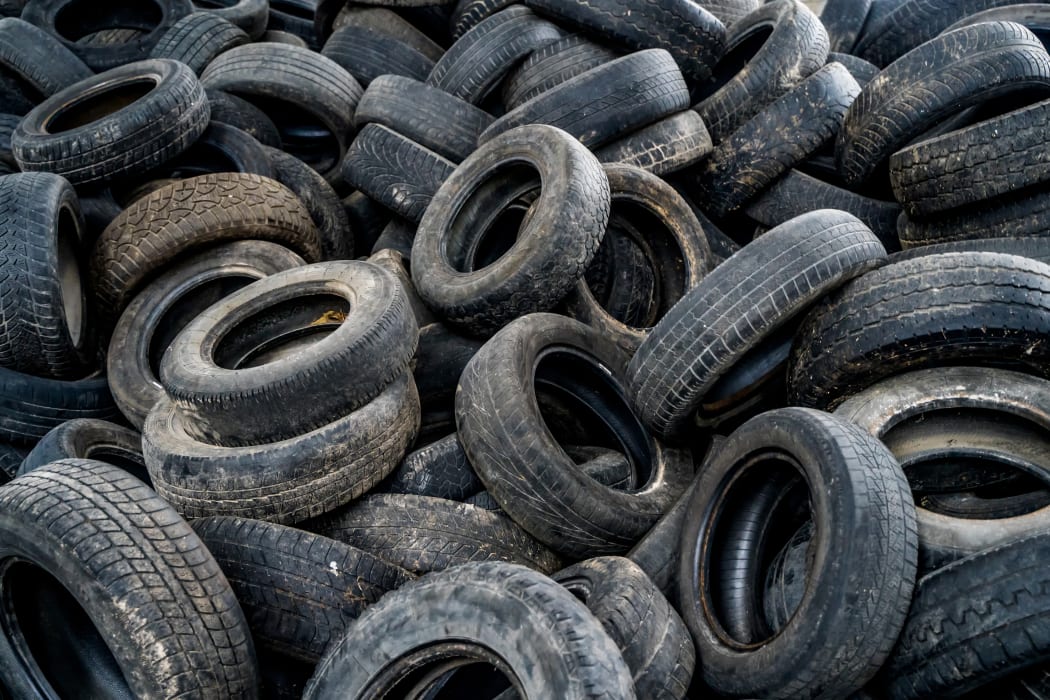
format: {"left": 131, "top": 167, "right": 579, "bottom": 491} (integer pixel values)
{"left": 192, "top": 0, "right": 269, "bottom": 39}
{"left": 897, "top": 187, "right": 1050, "bottom": 247}
{"left": 450, "top": 0, "right": 515, "bottom": 38}
{"left": 321, "top": 24, "right": 434, "bottom": 87}
{"left": 890, "top": 235, "right": 1050, "bottom": 265}
{"left": 501, "top": 33, "right": 619, "bottom": 109}
{"left": 788, "top": 252, "right": 1050, "bottom": 409}
{"left": 387, "top": 432, "right": 482, "bottom": 501}
{"left": 151, "top": 12, "right": 249, "bottom": 75}
{"left": 0, "top": 17, "right": 91, "bottom": 98}
{"left": 0, "top": 459, "right": 259, "bottom": 699}
{"left": 821, "top": 0, "right": 872, "bottom": 53}
{"left": 594, "top": 110, "right": 713, "bottom": 176}
{"left": 0, "top": 368, "right": 119, "bottom": 444}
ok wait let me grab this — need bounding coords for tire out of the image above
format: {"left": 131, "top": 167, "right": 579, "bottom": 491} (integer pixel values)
{"left": 889, "top": 235, "right": 1050, "bottom": 265}
{"left": 90, "top": 173, "right": 322, "bottom": 328}
{"left": 371, "top": 218, "right": 414, "bottom": 259}
{"left": 525, "top": 0, "right": 726, "bottom": 81}
{"left": 367, "top": 247, "right": 436, "bottom": 325}
{"left": 835, "top": 366, "right": 1050, "bottom": 572}
{"left": 855, "top": 0, "right": 1035, "bottom": 66}
{"left": 897, "top": 186, "right": 1050, "bottom": 247}
{"left": 563, "top": 164, "right": 713, "bottom": 356}
{"left": 890, "top": 97, "right": 1050, "bottom": 216}
{"left": 413, "top": 322, "right": 483, "bottom": 439}
{"left": 353, "top": 74, "right": 493, "bottom": 163}
{"left": 342, "top": 189, "right": 390, "bottom": 255}
{"left": 191, "top": 517, "right": 413, "bottom": 663}
{"left": 0, "top": 368, "right": 118, "bottom": 445}
{"left": 161, "top": 261, "right": 418, "bottom": 446}
{"left": 745, "top": 169, "right": 901, "bottom": 252}
{"left": 310, "top": 493, "right": 562, "bottom": 574}
{"left": 260, "top": 28, "right": 309, "bottom": 46}
{"left": 151, "top": 11, "right": 249, "bottom": 75}
{"left": 0, "top": 459, "right": 258, "bottom": 699}
{"left": 836, "top": 22, "right": 1050, "bottom": 186}
{"left": 302, "top": 561, "right": 634, "bottom": 699}
{"left": 594, "top": 110, "right": 713, "bottom": 176}
{"left": 322, "top": 24, "right": 434, "bottom": 87}
{"left": 340, "top": 123, "right": 456, "bottom": 222}
{"left": 553, "top": 557, "right": 696, "bottom": 700}
{"left": 821, "top": 0, "right": 872, "bottom": 53}
{"left": 207, "top": 88, "right": 283, "bottom": 148}
{"left": 700, "top": 0, "right": 761, "bottom": 27}
{"left": 457, "top": 313, "right": 694, "bottom": 558}
{"left": 192, "top": 0, "right": 268, "bottom": 38}
{"left": 426, "top": 6, "right": 563, "bottom": 105}
{"left": 882, "top": 534, "right": 1050, "bottom": 699}
{"left": 788, "top": 252, "right": 1050, "bottom": 409}
{"left": 501, "top": 34, "right": 619, "bottom": 109}
{"left": 330, "top": 5, "right": 444, "bottom": 61}
{"left": 450, "top": 0, "right": 515, "bottom": 38}
{"left": 0, "top": 172, "right": 91, "bottom": 379}
{"left": 411, "top": 124, "right": 610, "bottom": 336}
{"left": 945, "top": 3, "right": 1050, "bottom": 42}
{"left": 201, "top": 42, "right": 363, "bottom": 180}
{"left": 677, "top": 408, "right": 917, "bottom": 699}
{"left": 143, "top": 371, "right": 420, "bottom": 524}
{"left": 829, "top": 52, "right": 880, "bottom": 86}
{"left": 387, "top": 432, "right": 483, "bottom": 500}
{"left": 0, "top": 17, "right": 92, "bottom": 98}
{"left": 693, "top": 61, "right": 860, "bottom": 217}
{"left": 264, "top": 145, "right": 353, "bottom": 259}
{"left": 694, "top": 0, "right": 829, "bottom": 144}
{"left": 627, "top": 209, "right": 886, "bottom": 440}
{"left": 479, "top": 49, "right": 691, "bottom": 150}
{"left": 107, "top": 241, "right": 304, "bottom": 429}
{"left": 17, "top": 419, "right": 148, "bottom": 485}
{"left": 12, "top": 59, "right": 209, "bottom": 187}
{"left": 21, "top": 0, "right": 193, "bottom": 71}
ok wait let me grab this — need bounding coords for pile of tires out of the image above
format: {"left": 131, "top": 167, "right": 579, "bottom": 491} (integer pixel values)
{"left": 0, "top": 0, "right": 1048, "bottom": 698}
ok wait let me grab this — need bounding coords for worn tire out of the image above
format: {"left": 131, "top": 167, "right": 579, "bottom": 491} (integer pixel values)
{"left": 330, "top": 5, "right": 444, "bottom": 60}
{"left": 151, "top": 11, "right": 248, "bottom": 75}
{"left": 897, "top": 186, "right": 1050, "bottom": 247}
{"left": 501, "top": 33, "right": 619, "bottom": 109}
{"left": 206, "top": 88, "right": 283, "bottom": 148}
{"left": 264, "top": 145, "right": 353, "bottom": 259}
{"left": 822, "top": 0, "right": 872, "bottom": 52}
{"left": 594, "top": 110, "right": 713, "bottom": 176}
{"left": 321, "top": 24, "right": 434, "bottom": 87}
{"left": 0, "top": 17, "right": 92, "bottom": 98}
{"left": 17, "top": 418, "right": 147, "bottom": 483}
{"left": 192, "top": 0, "right": 269, "bottom": 38}
{"left": 0, "top": 368, "right": 119, "bottom": 445}
{"left": 387, "top": 432, "right": 483, "bottom": 501}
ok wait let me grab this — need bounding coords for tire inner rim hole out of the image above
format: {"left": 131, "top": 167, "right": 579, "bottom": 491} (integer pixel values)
{"left": 54, "top": 0, "right": 163, "bottom": 41}
{"left": 882, "top": 407, "right": 1050, "bottom": 518}
{"left": 148, "top": 274, "right": 261, "bottom": 377}
{"left": 1, "top": 560, "right": 133, "bottom": 699}
{"left": 445, "top": 162, "right": 540, "bottom": 274}
{"left": 56, "top": 207, "right": 84, "bottom": 348}
{"left": 702, "top": 452, "right": 812, "bottom": 647}
{"left": 241, "top": 96, "right": 339, "bottom": 174}
{"left": 692, "top": 24, "right": 774, "bottom": 102}
{"left": 366, "top": 641, "right": 521, "bottom": 699}
{"left": 46, "top": 77, "right": 157, "bottom": 133}
{"left": 213, "top": 292, "right": 350, "bottom": 370}
{"left": 533, "top": 347, "right": 654, "bottom": 492}
{"left": 83, "top": 446, "right": 152, "bottom": 487}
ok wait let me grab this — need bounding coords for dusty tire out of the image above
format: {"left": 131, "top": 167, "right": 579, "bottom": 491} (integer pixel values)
{"left": 192, "top": 0, "right": 269, "bottom": 39}
{"left": 594, "top": 110, "right": 713, "bottom": 176}
{"left": 821, "top": 0, "right": 872, "bottom": 52}
{"left": 501, "top": 33, "right": 619, "bottom": 109}
{"left": 321, "top": 24, "right": 434, "bottom": 87}
{"left": 151, "top": 11, "right": 249, "bottom": 75}
{"left": 264, "top": 145, "right": 353, "bottom": 259}
{"left": 206, "top": 88, "right": 282, "bottom": 148}
{"left": 0, "top": 17, "right": 92, "bottom": 97}
{"left": 0, "top": 368, "right": 119, "bottom": 445}
{"left": 17, "top": 419, "right": 147, "bottom": 485}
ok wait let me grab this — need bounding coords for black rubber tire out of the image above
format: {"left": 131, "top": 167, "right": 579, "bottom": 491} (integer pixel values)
{"left": 700, "top": 0, "right": 760, "bottom": 28}
{"left": 694, "top": 61, "right": 860, "bottom": 217}
{"left": 90, "top": 173, "right": 321, "bottom": 328}
{"left": 450, "top": 0, "right": 515, "bottom": 39}
{"left": 201, "top": 42, "right": 363, "bottom": 180}
{"left": 107, "top": 241, "right": 303, "bottom": 430}
{"left": 525, "top": 0, "right": 727, "bottom": 81}
{"left": 310, "top": 493, "right": 562, "bottom": 574}
{"left": 897, "top": 186, "right": 1050, "bottom": 247}
{"left": 890, "top": 235, "right": 1050, "bottom": 265}
{"left": 161, "top": 261, "right": 418, "bottom": 446}
{"left": 821, "top": 0, "right": 872, "bottom": 53}
{"left": 192, "top": 0, "right": 269, "bottom": 38}
{"left": 835, "top": 366, "right": 1050, "bottom": 572}
{"left": 264, "top": 145, "right": 353, "bottom": 259}
{"left": 260, "top": 27, "right": 308, "bottom": 46}
{"left": 457, "top": 313, "right": 694, "bottom": 558}
{"left": 0, "top": 172, "right": 92, "bottom": 379}
{"left": 693, "top": 0, "right": 829, "bottom": 144}
{"left": 829, "top": 51, "right": 880, "bottom": 86}
{"left": 855, "top": 0, "right": 1035, "bottom": 67}
{"left": 151, "top": 11, "right": 249, "bottom": 75}
{"left": 425, "top": 6, "right": 563, "bottom": 105}
{"left": 387, "top": 432, "right": 482, "bottom": 500}
{"left": 0, "top": 459, "right": 258, "bottom": 699}
{"left": 890, "top": 96, "right": 1050, "bottom": 216}
{"left": 17, "top": 418, "right": 148, "bottom": 485}
{"left": 563, "top": 163, "right": 713, "bottom": 356}
{"left": 627, "top": 209, "right": 886, "bottom": 440}
{"left": 143, "top": 371, "right": 420, "bottom": 524}
{"left": 206, "top": 88, "right": 283, "bottom": 148}
{"left": 330, "top": 5, "right": 444, "bottom": 61}
{"left": 21, "top": 0, "right": 193, "bottom": 71}
{"left": 342, "top": 189, "right": 389, "bottom": 255}
{"left": 882, "top": 534, "right": 1050, "bottom": 699}
{"left": 322, "top": 24, "right": 434, "bottom": 87}
{"left": 594, "top": 110, "right": 713, "bottom": 176}
{"left": 745, "top": 169, "right": 901, "bottom": 251}
{"left": 340, "top": 123, "right": 456, "bottom": 222}
{"left": 0, "top": 17, "right": 91, "bottom": 100}
{"left": 191, "top": 516, "right": 413, "bottom": 664}
{"left": 267, "top": 1, "right": 321, "bottom": 48}
{"left": 412, "top": 124, "right": 610, "bottom": 336}
{"left": 677, "top": 408, "right": 917, "bottom": 699}
{"left": 836, "top": 22, "right": 1050, "bottom": 186}
{"left": 0, "top": 441, "right": 23, "bottom": 483}
{"left": 413, "top": 322, "right": 483, "bottom": 439}
{"left": 480, "top": 49, "right": 691, "bottom": 150}
{"left": 13, "top": 59, "right": 209, "bottom": 187}
{"left": 353, "top": 74, "right": 493, "bottom": 164}
{"left": 501, "top": 34, "right": 619, "bottom": 109}
{"left": 790, "top": 252, "right": 1050, "bottom": 409}
{"left": 302, "top": 560, "right": 633, "bottom": 699}
{"left": 0, "top": 368, "right": 119, "bottom": 445}
{"left": 367, "top": 247, "right": 436, "bottom": 325}
{"left": 554, "top": 556, "right": 696, "bottom": 700}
